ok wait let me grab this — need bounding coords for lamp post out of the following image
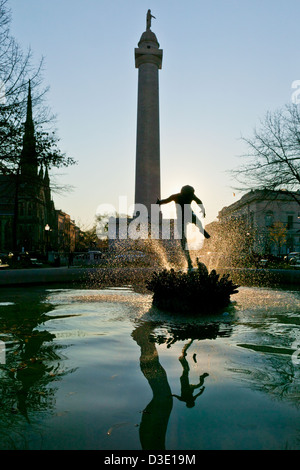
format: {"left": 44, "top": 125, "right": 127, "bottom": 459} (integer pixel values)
{"left": 45, "top": 224, "right": 50, "bottom": 260}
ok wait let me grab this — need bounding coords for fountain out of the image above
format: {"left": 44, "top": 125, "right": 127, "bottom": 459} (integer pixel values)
{"left": 0, "top": 8, "right": 299, "bottom": 452}
{"left": 0, "top": 283, "right": 299, "bottom": 450}
{"left": 146, "top": 258, "right": 239, "bottom": 314}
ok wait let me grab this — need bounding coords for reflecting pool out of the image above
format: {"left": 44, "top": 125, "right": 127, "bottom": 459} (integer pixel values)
{"left": 0, "top": 284, "right": 299, "bottom": 450}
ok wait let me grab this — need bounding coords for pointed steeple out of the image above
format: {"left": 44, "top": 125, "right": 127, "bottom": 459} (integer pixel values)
{"left": 20, "top": 80, "right": 38, "bottom": 178}
{"left": 44, "top": 165, "right": 50, "bottom": 184}
{"left": 25, "top": 80, "right": 34, "bottom": 131}
{"left": 44, "top": 165, "right": 51, "bottom": 202}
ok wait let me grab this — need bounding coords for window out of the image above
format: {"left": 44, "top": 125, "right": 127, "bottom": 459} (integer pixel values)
{"left": 27, "top": 202, "right": 32, "bottom": 216}
{"left": 265, "top": 211, "right": 273, "bottom": 227}
{"left": 19, "top": 203, "right": 24, "bottom": 216}
{"left": 287, "top": 215, "right": 293, "bottom": 230}
{"left": 249, "top": 211, "right": 254, "bottom": 227}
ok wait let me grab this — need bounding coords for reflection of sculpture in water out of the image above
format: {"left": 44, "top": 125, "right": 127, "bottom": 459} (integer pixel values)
{"left": 132, "top": 320, "right": 217, "bottom": 450}
{"left": 157, "top": 185, "right": 210, "bottom": 270}
{"left": 132, "top": 322, "right": 173, "bottom": 450}
{"left": 172, "top": 340, "right": 209, "bottom": 408}
{"left": 131, "top": 318, "right": 234, "bottom": 449}
{"left": 146, "top": 9, "right": 156, "bottom": 30}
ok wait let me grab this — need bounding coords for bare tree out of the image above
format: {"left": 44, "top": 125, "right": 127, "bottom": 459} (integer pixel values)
{"left": 233, "top": 104, "right": 300, "bottom": 206}
{"left": 0, "top": 0, "right": 76, "bottom": 251}
{"left": 0, "top": 0, "right": 75, "bottom": 174}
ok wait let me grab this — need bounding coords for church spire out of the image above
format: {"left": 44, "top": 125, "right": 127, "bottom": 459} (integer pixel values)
{"left": 44, "top": 164, "right": 51, "bottom": 202}
{"left": 44, "top": 165, "right": 50, "bottom": 185}
{"left": 20, "top": 80, "right": 38, "bottom": 178}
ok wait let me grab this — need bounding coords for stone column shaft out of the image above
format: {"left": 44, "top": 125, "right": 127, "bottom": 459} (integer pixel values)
{"left": 134, "top": 30, "right": 163, "bottom": 216}
{"left": 135, "top": 63, "right": 160, "bottom": 212}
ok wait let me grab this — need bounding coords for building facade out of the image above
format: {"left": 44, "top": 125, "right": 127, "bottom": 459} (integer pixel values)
{"left": 217, "top": 189, "right": 300, "bottom": 256}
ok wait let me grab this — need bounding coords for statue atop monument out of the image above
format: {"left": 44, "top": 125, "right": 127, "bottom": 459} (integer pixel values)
{"left": 146, "top": 9, "right": 156, "bottom": 30}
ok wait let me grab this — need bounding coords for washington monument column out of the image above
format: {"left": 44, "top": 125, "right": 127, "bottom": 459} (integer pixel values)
{"left": 134, "top": 10, "right": 163, "bottom": 215}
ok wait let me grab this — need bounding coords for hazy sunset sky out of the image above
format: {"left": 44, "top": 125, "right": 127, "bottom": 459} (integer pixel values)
{"left": 8, "top": 0, "right": 300, "bottom": 227}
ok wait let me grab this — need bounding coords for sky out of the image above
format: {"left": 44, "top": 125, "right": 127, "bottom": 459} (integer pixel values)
{"left": 7, "top": 0, "right": 300, "bottom": 228}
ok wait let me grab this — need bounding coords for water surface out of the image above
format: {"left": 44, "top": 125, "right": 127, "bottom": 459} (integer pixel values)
{"left": 0, "top": 284, "right": 299, "bottom": 450}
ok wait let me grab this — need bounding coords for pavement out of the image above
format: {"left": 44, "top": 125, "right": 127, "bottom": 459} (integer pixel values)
{"left": 0, "top": 265, "right": 299, "bottom": 288}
